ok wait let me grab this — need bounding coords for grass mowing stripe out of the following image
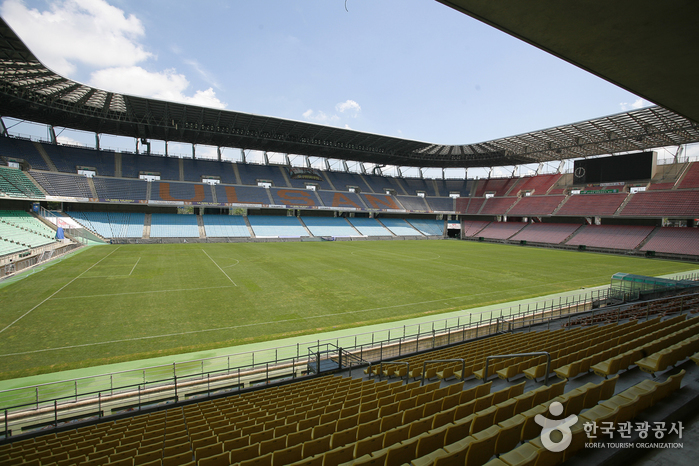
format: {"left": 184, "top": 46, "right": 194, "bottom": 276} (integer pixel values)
{"left": 0, "top": 246, "right": 121, "bottom": 336}
{"left": 48, "top": 285, "right": 235, "bottom": 300}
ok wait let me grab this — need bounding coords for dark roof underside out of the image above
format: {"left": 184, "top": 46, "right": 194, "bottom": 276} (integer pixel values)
{"left": 0, "top": 12, "right": 698, "bottom": 169}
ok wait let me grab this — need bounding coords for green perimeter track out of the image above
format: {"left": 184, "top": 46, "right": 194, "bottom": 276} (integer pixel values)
{"left": 0, "top": 240, "right": 695, "bottom": 381}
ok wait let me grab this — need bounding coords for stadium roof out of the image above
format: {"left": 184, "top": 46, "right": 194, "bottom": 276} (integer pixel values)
{"left": 0, "top": 13, "right": 698, "bottom": 169}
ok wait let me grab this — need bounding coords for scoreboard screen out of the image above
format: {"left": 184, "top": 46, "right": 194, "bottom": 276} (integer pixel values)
{"left": 573, "top": 151, "right": 656, "bottom": 185}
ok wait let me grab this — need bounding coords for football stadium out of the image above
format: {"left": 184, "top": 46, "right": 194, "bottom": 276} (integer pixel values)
{"left": 1, "top": 1, "right": 699, "bottom": 465}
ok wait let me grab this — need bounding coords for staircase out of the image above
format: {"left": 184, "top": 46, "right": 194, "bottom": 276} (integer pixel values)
{"left": 33, "top": 143, "right": 57, "bottom": 172}
{"left": 197, "top": 215, "right": 206, "bottom": 238}
{"left": 143, "top": 214, "right": 151, "bottom": 239}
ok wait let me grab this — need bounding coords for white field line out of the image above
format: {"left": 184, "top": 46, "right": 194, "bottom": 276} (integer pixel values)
{"left": 202, "top": 250, "right": 237, "bottom": 286}
{"left": 0, "top": 275, "right": 603, "bottom": 357}
{"left": 49, "top": 286, "right": 234, "bottom": 300}
{"left": 129, "top": 257, "right": 141, "bottom": 276}
{"left": 222, "top": 260, "right": 240, "bottom": 269}
{"left": 78, "top": 257, "right": 142, "bottom": 279}
{"left": 0, "top": 247, "right": 121, "bottom": 335}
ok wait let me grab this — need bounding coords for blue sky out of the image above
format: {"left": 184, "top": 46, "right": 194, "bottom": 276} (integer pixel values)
{"left": 2, "top": 0, "right": 691, "bottom": 176}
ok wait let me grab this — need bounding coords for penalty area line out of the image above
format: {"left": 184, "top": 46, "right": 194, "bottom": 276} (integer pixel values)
{"left": 202, "top": 250, "right": 237, "bottom": 286}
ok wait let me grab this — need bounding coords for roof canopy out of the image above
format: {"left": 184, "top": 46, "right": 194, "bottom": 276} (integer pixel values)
{"left": 0, "top": 16, "right": 697, "bottom": 169}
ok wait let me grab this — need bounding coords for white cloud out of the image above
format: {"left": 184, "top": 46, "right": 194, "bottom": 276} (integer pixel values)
{"left": 56, "top": 135, "right": 83, "bottom": 147}
{"left": 1, "top": 0, "right": 152, "bottom": 75}
{"left": 620, "top": 98, "right": 652, "bottom": 112}
{"left": 90, "top": 66, "right": 226, "bottom": 108}
{"left": 335, "top": 99, "right": 361, "bottom": 115}
{"left": 303, "top": 100, "right": 361, "bottom": 126}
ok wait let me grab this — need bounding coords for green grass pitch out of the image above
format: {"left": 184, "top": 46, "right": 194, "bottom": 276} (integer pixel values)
{"left": 0, "top": 240, "right": 695, "bottom": 380}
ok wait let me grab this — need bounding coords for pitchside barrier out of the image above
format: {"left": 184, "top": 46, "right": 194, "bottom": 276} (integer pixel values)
{"left": 0, "top": 289, "right": 698, "bottom": 439}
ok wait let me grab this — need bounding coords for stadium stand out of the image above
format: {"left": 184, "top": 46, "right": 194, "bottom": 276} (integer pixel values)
{"left": 215, "top": 185, "right": 271, "bottom": 205}
{"left": 348, "top": 217, "right": 393, "bottom": 236}
{"left": 301, "top": 217, "right": 360, "bottom": 237}
{"left": 120, "top": 153, "right": 180, "bottom": 181}
{"left": 324, "top": 171, "right": 370, "bottom": 192}
{"left": 0, "top": 210, "right": 57, "bottom": 250}
{"left": 93, "top": 177, "right": 148, "bottom": 202}
{"left": 456, "top": 197, "right": 486, "bottom": 215}
{"left": 150, "top": 214, "right": 200, "bottom": 238}
{"left": 270, "top": 188, "right": 319, "bottom": 207}
{"left": 407, "top": 218, "right": 445, "bottom": 236}
{"left": 28, "top": 171, "right": 93, "bottom": 199}
{"left": 202, "top": 215, "right": 251, "bottom": 238}
{"left": 317, "top": 191, "right": 365, "bottom": 210}
{"left": 286, "top": 170, "right": 333, "bottom": 191}
{"left": 69, "top": 211, "right": 145, "bottom": 238}
{"left": 554, "top": 193, "right": 628, "bottom": 217}
{"left": 395, "top": 195, "right": 429, "bottom": 212}
{"left": 473, "top": 178, "right": 518, "bottom": 197}
{"left": 506, "top": 195, "right": 566, "bottom": 217}
{"left": 461, "top": 220, "right": 490, "bottom": 237}
{"left": 0, "top": 166, "right": 44, "bottom": 198}
{"left": 378, "top": 218, "right": 423, "bottom": 236}
{"left": 424, "top": 197, "right": 454, "bottom": 212}
{"left": 237, "top": 163, "right": 289, "bottom": 187}
{"left": 0, "top": 136, "right": 50, "bottom": 170}
{"left": 360, "top": 193, "right": 403, "bottom": 211}
{"left": 247, "top": 215, "right": 309, "bottom": 237}
{"left": 647, "top": 182, "right": 676, "bottom": 191}
{"left": 640, "top": 227, "right": 699, "bottom": 256}
{"left": 511, "top": 173, "right": 562, "bottom": 195}
{"left": 509, "top": 223, "right": 582, "bottom": 244}
{"left": 437, "top": 178, "right": 470, "bottom": 197}
{"left": 183, "top": 158, "right": 239, "bottom": 185}
{"left": 475, "top": 222, "right": 527, "bottom": 240}
{"left": 678, "top": 162, "right": 699, "bottom": 189}
{"left": 151, "top": 182, "right": 215, "bottom": 204}
{"left": 620, "top": 191, "right": 699, "bottom": 217}
{"left": 404, "top": 177, "right": 437, "bottom": 196}
{"left": 565, "top": 225, "right": 655, "bottom": 250}
{"left": 479, "top": 197, "right": 518, "bottom": 216}
{"left": 41, "top": 144, "right": 115, "bottom": 177}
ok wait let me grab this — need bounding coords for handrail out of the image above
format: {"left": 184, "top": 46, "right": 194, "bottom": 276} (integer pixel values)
{"left": 482, "top": 352, "right": 551, "bottom": 386}
{"left": 378, "top": 361, "right": 409, "bottom": 383}
{"left": 420, "top": 359, "right": 465, "bottom": 386}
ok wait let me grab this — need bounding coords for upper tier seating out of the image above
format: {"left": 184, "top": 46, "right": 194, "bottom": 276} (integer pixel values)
{"left": 507, "top": 195, "right": 565, "bottom": 217}
{"left": 270, "top": 188, "right": 319, "bottom": 207}
{"left": 555, "top": 193, "right": 628, "bottom": 217}
{"left": 29, "top": 171, "right": 93, "bottom": 198}
{"left": 317, "top": 190, "right": 365, "bottom": 210}
{"left": 396, "top": 195, "right": 429, "bottom": 211}
{"left": 93, "top": 177, "right": 148, "bottom": 202}
{"left": 362, "top": 174, "right": 407, "bottom": 194}
{"left": 287, "top": 170, "right": 333, "bottom": 191}
{"left": 215, "top": 185, "right": 271, "bottom": 205}
{"left": 565, "top": 225, "right": 654, "bottom": 250}
{"left": 120, "top": 154, "right": 180, "bottom": 181}
{"left": 69, "top": 211, "right": 145, "bottom": 238}
{"left": 455, "top": 197, "right": 485, "bottom": 215}
{"left": 407, "top": 219, "right": 445, "bottom": 236}
{"left": 479, "top": 197, "right": 517, "bottom": 216}
{"left": 404, "top": 178, "right": 437, "bottom": 196}
{"left": 360, "top": 193, "right": 403, "bottom": 210}
{"left": 151, "top": 182, "right": 215, "bottom": 204}
{"left": 461, "top": 220, "right": 490, "bottom": 237}
{"left": 0, "top": 166, "right": 44, "bottom": 198}
{"left": 150, "top": 214, "right": 200, "bottom": 238}
{"left": 425, "top": 197, "right": 454, "bottom": 212}
{"left": 511, "top": 174, "right": 562, "bottom": 195}
{"left": 348, "top": 217, "right": 393, "bottom": 236}
{"left": 247, "top": 216, "right": 309, "bottom": 237}
{"left": 640, "top": 227, "right": 699, "bottom": 256}
{"left": 323, "top": 171, "right": 368, "bottom": 192}
{"left": 0, "top": 137, "right": 49, "bottom": 170}
{"left": 620, "top": 191, "right": 699, "bottom": 217}
{"left": 41, "top": 144, "right": 115, "bottom": 177}
{"left": 476, "top": 222, "right": 527, "bottom": 239}
{"left": 379, "top": 218, "right": 423, "bottom": 236}
{"left": 202, "top": 215, "right": 251, "bottom": 238}
{"left": 678, "top": 162, "right": 699, "bottom": 189}
{"left": 237, "top": 163, "right": 289, "bottom": 187}
{"left": 301, "top": 217, "right": 361, "bottom": 237}
{"left": 647, "top": 182, "right": 676, "bottom": 191}
{"left": 474, "top": 178, "right": 518, "bottom": 197}
{"left": 509, "top": 223, "right": 582, "bottom": 244}
{"left": 183, "top": 158, "right": 238, "bottom": 184}
{"left": 436, "top": 178, "right": 471, "bottom": 197}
